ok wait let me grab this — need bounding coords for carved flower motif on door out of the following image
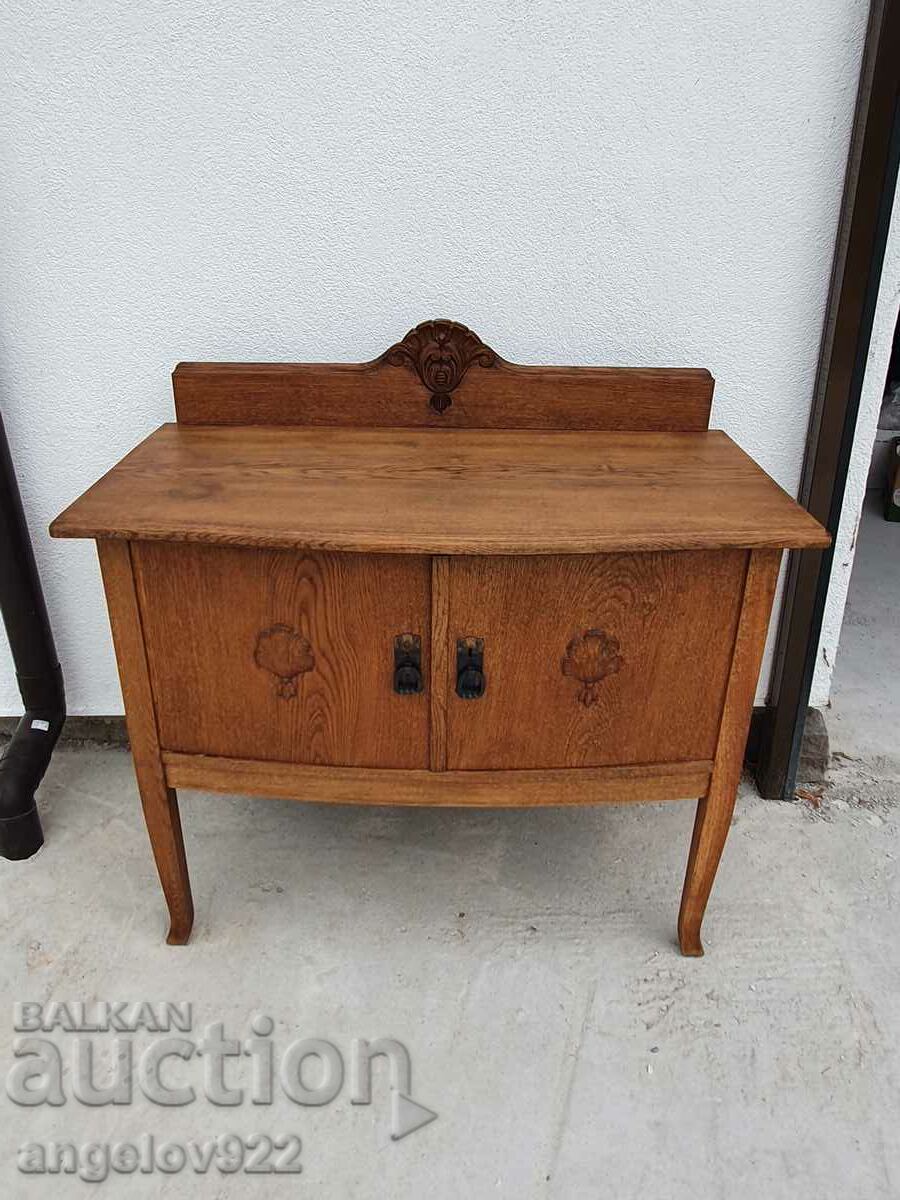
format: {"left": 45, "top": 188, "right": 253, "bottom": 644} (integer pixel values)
{"left": 254, "top": 625, "right": 315, "bottom": 699}
{"left": 561, "top": 629, "right": 623, "bottom": 706}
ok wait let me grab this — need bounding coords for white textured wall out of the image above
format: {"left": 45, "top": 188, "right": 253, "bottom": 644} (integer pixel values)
{"left": 0, "top": 0, "right": 867, "bottom": 715}
{"left": 810, "top": 184, "right": 900, "bottom": 707}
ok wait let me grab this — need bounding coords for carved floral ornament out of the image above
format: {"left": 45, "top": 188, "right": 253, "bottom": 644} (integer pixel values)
{"left": 254, "top": 625, "right": 315, "bottom": 699}
{"left": 561, "top": 629, "right": 623, "bottom": 706}
{"left": 381, "top": 319, "right": 498, "bottom": 413}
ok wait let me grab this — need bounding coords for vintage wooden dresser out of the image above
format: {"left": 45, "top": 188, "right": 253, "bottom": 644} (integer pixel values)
{"left": 51, "top": 321, "right": 829, "bottom": 954}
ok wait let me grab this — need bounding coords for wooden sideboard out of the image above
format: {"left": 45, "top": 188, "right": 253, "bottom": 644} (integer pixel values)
{"left": 51, "top": 321, "right": 829, "bottom": 953}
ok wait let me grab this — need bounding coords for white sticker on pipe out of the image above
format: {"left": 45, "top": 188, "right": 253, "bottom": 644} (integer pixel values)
{"left": 30, "top": 719, "right": 50, "bottom": 732}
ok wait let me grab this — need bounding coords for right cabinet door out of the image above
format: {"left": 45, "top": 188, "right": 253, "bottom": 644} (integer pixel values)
{"left": 445, "top": 550, "right": 748, "bottom": 770}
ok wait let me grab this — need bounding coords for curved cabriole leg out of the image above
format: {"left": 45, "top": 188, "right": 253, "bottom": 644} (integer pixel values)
{"left": 97, "top": 538, "right": 195, "bottom": 945}
{"left": 678, "top": 789, "right": 737, "bottom": 956}
{"left": 137, "top": 777, "right": 194, "bottom": 945}
{"left": 678, "top": 548, "right": 781, "bottom": 957}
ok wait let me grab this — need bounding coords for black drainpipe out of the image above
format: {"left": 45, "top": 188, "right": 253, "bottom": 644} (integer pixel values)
{"left": 0, "top": 410, "right": 65, "bottom": 859}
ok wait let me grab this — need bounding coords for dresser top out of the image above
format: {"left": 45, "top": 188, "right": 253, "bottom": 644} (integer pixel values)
{"left": 51, "top": 423, "right": 829, "bottom": 555}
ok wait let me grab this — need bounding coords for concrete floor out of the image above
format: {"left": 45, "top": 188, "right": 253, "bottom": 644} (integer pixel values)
{"left": 1, "top": 505, "right": 898, "bottom": 1197}
{"left": 1, "top": 755, "right": 897, "bottom": 1197}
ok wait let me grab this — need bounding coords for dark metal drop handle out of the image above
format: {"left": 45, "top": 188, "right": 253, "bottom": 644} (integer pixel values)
{"left": 393, "top": 634, "right": 423, "bottom": 695}
{"left": 456, "top": 637, "right": 485, "bottom": 699}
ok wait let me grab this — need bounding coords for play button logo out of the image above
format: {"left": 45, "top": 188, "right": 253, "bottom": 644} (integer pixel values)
{"left": 391, "top": 1090, "right": 438, "bottom": 1141}
{"left": 349, "top": 1037, "right": 437, "bottom": 1143}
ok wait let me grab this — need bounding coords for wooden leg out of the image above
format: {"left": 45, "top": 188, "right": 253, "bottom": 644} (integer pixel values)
{"left": 136, "top": 775, "right": 194, "bottom": 945}
{"left": 678, "top": 549, "right": 781, "bottom": 957}
{"left": 98, "top": 538, "right": 195, "bottom": 945}
{"left": 678, "top": 789, "right": 736, "bottom": 956}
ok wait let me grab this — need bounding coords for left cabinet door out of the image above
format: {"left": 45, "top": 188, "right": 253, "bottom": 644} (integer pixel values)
{"left": 131, "top": 542, "right": 431, "bottom": 768}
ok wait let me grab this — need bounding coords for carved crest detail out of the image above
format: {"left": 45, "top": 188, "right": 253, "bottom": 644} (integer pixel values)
{"left": 561, "top": 629, "right": 623, "bottom": 706}
{"left": 381, "top": 320, "right": 498, "bottom": 413}
{"left": 254, "top": 625, "right": 315, "bottom": 699}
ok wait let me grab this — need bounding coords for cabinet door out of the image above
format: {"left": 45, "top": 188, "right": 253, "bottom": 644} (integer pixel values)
{"left": 445, "top": 551, "right": 747, "bottom": 770}
{"left": 132, "top": 543, "right": 430, "bottom": 768}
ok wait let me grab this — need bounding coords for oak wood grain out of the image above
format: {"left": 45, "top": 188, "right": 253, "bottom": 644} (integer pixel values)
{"left": 172, "top": 323, "right": 714, "bottom": 432}
{"left": 162, "top": 751, "right": 712, "bottom": 807}
{"left": 97, "top": 540, "right": 194, "bottom": 944}
{"left": 50, "top": 425, "right": 830, "bottom": 555}
{"left": 446, "top": 551, "right": 747, "bottom": 770}
{"left": 429, "top": 556, "right": 450, "bottom": 771}
{"left": 678, "top": 548, "right": 782, "bottom": 956}
{"left": 62, "top": 327, "right": 833, "bottom": 952}
{"left": 131, "top": 543, "right": 430, "bottom": 768}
